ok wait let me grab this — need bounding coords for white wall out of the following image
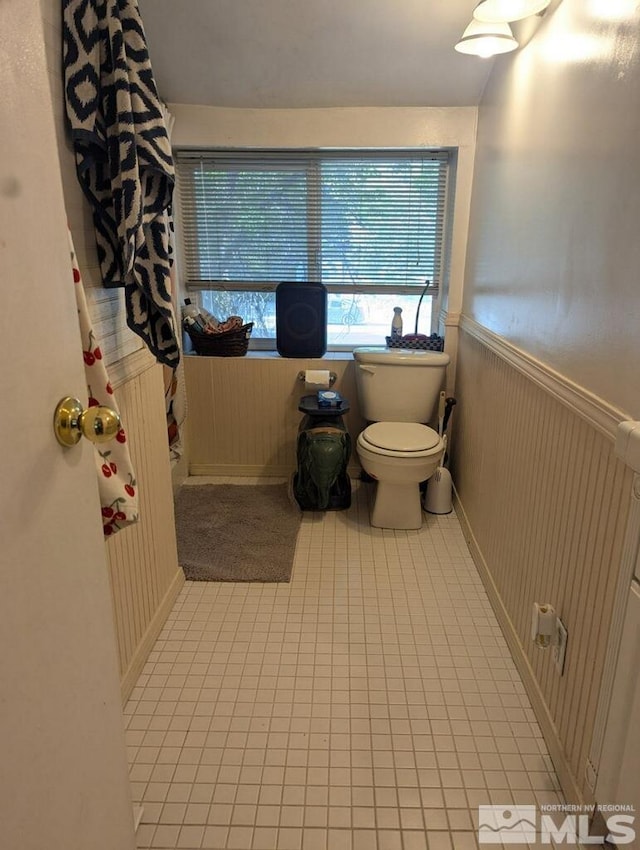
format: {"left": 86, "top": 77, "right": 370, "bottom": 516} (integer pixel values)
{"left": 453, "top": 0, "right": 640, "bottom": 803}
{"left": 462, "top": 1, "right": 640, "bottom": 417}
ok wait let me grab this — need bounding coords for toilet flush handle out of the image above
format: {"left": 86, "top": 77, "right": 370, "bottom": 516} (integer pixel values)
{"left": 358, "top": 364, "right": 377, "bottom": 375}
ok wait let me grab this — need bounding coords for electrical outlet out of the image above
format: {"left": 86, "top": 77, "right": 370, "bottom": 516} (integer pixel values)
{"left": 553, "top": 618, "right": 568, "bottom": 675}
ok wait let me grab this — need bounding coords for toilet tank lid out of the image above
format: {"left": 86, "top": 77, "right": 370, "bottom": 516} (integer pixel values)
{"left": 353, "top": 347, "right": 449, "bottom": 367}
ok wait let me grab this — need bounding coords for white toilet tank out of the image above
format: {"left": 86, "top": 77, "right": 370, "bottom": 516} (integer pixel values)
{"left": 353, "top": 347, "right": 450, "bottom": 423}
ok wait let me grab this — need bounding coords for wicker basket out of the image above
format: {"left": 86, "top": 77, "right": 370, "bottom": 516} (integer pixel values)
{"left": 186, "top": 322, "right": 253, "bottom": 356}
{"left": 385, "top": 333, "right": 444, "bottom": 352}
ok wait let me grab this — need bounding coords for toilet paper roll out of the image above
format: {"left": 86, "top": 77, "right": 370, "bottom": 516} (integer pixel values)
{"left": 304, "top": 370, "right": 331, "bottom": 389}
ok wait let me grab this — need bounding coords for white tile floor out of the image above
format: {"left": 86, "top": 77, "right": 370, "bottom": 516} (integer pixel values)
{"left": 126, "top": 480, "right": 563, "bottom": 850}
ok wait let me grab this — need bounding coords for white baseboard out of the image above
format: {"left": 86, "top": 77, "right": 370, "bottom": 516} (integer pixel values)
{"left": 132, "top": 805, "right": 144, "bottom": 833}
{"left": 189, "top": 463, "right": 363, "bottom": 478}
{"left": 120, "top": 567, "right": 185, "bottom": 705}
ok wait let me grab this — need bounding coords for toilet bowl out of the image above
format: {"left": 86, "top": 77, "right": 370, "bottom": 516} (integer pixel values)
{"left": 357, "top": 421, "right": 443, "bottom": 529}
{"left": 352, "top": 346, "right": 450, "bottom": 530}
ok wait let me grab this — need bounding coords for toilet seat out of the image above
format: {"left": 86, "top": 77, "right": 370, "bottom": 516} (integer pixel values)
{"left": 359, "top": 422, "right": 441, "bottom": 458}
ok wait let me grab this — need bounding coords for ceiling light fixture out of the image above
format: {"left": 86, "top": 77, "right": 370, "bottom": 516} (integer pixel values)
{"left": 454, "top": 19, "right": 519, "bottom": 57}
{"left": 473, "top": 0, "right": 552, "bottom": 23}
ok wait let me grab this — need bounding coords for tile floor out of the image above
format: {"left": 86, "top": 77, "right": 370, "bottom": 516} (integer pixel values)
{"left": 126, "top": 480, "right": 563, "bottom": 850}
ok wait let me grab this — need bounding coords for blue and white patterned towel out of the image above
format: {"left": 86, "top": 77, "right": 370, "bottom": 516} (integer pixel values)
{"left": 63, "top": 0, "right": 180, "bottom": 367}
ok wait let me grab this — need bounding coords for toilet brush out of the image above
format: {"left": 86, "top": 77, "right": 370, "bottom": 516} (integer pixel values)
{"left": 425, "top": 396, "right": 456, "bottom": 515}
{"left": 432, "top": 434, "right": 447, "bottom": 485}
{"left": 424, "top": 435, "right": 453, "bottom": 515}
{"left": 424, "top": 392, "right": 456, "bottom": 514}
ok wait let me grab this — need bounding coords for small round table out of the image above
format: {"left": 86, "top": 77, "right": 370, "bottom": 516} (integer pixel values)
{"left": 293, "top": 395, "right": 352, "bottom": 511}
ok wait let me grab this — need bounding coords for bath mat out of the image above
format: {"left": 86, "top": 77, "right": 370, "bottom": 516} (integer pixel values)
{"left": 174, "top": 483, "right": 301, "bottom": 582}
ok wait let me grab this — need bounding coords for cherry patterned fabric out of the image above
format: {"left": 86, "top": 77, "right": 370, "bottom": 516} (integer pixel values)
{"left": 69, "top": 229, "right": 139, "bottom": 536}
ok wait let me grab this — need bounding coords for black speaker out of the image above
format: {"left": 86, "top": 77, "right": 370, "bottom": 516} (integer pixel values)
{"left": 276, "top": 282, "right": 327, "bottom": 358}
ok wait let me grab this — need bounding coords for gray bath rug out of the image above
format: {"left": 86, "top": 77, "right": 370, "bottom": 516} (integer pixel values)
{"left": 174, "top": 483, "right": 301, "bottom": 582}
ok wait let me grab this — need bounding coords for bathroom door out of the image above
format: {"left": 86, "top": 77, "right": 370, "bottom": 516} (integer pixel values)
{"left": 0, "top": 4, "right": 136, "bottom": 850}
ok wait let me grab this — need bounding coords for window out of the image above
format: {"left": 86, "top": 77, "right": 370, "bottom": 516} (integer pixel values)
{"left": 176, "top": 149, "right": 453, "bottom": 348}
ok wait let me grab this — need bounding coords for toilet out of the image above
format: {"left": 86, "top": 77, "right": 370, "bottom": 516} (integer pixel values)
{"left": 353, "top": 347, "right": 450, "bottom": 529}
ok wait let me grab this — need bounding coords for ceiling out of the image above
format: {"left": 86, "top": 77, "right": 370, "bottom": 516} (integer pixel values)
{"left": 137, "top": 0, "right": 494, "bottom": 109}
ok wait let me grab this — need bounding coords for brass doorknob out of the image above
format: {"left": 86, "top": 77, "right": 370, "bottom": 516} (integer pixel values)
{"left": 53, "top": 396, "right": 121, "bottom": 447}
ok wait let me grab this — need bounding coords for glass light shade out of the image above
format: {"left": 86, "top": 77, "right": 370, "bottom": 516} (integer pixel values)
{"left": 454, "top": 19, "right": 519, "bottom": 57}
{"left": 473, "top": 0, "right": 551, "bottom": 23}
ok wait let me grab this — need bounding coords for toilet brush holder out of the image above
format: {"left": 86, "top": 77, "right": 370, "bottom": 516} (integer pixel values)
{"left": 424, "top": 466, "right": 453, "bottom": 515}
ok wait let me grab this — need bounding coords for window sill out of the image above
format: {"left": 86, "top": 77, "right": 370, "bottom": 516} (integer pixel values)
{"left": 185, "top": 349, "right": 355, "bottom": 361}
{"left": 246, "top": 350, "right": 355, "bottom": 361}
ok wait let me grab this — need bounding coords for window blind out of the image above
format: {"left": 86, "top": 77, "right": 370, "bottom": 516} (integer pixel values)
{"left": 175, "top": 149, "right": 451, "bottom": 294}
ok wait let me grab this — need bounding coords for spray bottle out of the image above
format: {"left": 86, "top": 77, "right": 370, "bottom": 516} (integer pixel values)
{"left": 391, "top": 307, "right": 403, "bottom": 340}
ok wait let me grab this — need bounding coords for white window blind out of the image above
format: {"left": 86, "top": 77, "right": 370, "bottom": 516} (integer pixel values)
{"left": 175, "top": 149, "right": 451, "bottom": 295}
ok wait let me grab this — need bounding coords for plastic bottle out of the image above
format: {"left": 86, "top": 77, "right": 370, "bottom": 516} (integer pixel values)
{"left": 198, "top": 305, "right": 220, "bottom": 329}
{"left": 182, "top": 298, "right": 206, "bottom": 332}
{"left": 391, "top": 306, "right": 403, "bottom": 340}
{"left": 182, "top": 298, "right": 199, "bottom": 323}
{"left": 183, "top": 315, "right": 202, "bottom": 332}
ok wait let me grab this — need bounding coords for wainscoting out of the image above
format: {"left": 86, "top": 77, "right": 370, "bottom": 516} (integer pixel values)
{"left": 105, "top": 361, "right": 184, "bottom": 703}
{"left": 184, "top": 354, "right": 366, "bottom": 477}
{"left": 452, "top": 322, "right": 633, "bottom": 801}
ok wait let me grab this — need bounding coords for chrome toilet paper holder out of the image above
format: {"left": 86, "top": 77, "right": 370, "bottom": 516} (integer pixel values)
{"left": 297, "top": 370, "right": 337, "bottom": 387}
